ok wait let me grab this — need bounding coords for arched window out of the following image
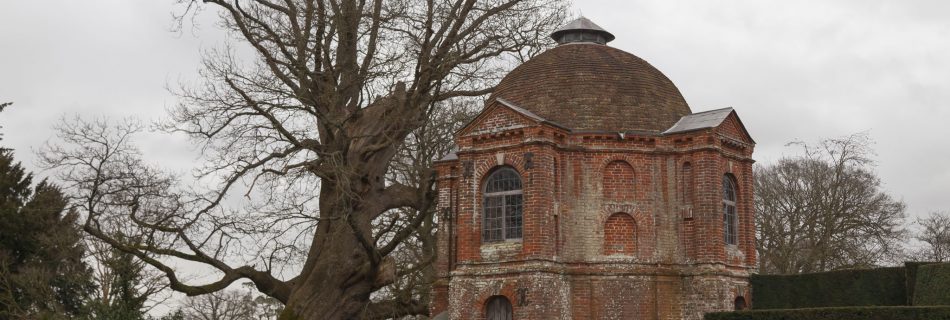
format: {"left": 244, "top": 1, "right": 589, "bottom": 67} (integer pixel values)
{"left": 482, "top": 167, "right": 523, "bottom": 243}
{"left": 604, "top": 213, "right": 636, "bottom": 255}
{"left": 485, "top": 296, "right": 513, "bottom": 320}
{"left": 723, "top": 175, "right": 738, "bottom": 245}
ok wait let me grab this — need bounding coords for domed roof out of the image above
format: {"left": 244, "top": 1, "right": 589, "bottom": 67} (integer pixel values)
{"left": 490, "top": 20, "right": 691, "bottom": 133}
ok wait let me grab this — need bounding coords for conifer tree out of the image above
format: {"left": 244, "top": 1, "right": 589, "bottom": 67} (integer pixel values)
{"left": 0, "top": 105, "right": 95, "bottom": 318}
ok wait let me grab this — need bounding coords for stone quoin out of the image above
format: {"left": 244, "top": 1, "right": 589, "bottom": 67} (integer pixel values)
{"left": 430, "top": 17, "right": 756, "bottom": 320}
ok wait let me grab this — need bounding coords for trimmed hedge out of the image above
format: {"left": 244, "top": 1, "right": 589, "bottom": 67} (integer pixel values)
{"left": 904, "top": 261, "right": 937, "bottom": 305}
{"left": 914, "top": 263, "right": 950, "bottom": 305}
{"left": 705, "top": 306, "right": 950, "bottom": 320}
{"left": 751, "top": 267, "right": 906, "bottom": 309}
{"left": 748, "top": 262, "right": 950, "bottom": 309}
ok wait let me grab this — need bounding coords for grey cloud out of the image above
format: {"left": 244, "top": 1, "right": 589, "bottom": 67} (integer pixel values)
{"left": 0, "top": 1, "right": 947, "bottom": 219}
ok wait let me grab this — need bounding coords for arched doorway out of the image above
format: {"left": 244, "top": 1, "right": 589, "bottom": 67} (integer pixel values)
{"left": 485, "top": 295, "right": 513, "bottom": 320}
{"left": 734, "top": 296, "right": 747, "bottom": 310}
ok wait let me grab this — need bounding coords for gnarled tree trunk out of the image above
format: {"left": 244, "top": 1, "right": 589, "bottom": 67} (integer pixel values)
{"left": 39, "top": 1, "right": 567, "bottom": 319}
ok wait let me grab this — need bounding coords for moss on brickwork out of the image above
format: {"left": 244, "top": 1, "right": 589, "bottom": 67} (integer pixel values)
{"left": 750, "top": 267, "right": 907, "bottom": 309}
{"left": 705, "top": 306, "right": 950, "bottom": 320}
{"left": 913, "top": 263, "right": 950, "bottom": 305}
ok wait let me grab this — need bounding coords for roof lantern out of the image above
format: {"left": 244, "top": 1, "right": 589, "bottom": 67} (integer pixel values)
{"left": 550, "top": 17, "right": 616, "bottom": 45}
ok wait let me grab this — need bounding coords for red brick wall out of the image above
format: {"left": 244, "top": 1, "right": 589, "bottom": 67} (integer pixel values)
{"left": 604, "top": 213, "right": 637, "bottom": 255}
{"left": 603, "top": 160, "right": 636, "bottom": 201}
{"left": 718, "top": 114, "right": 752, "bottom": 144}
{"left": 432, "top": 103, "right": 757, "bottom": 319}
{"left": 461, "top": 104, "right": 535, "bottom": 137}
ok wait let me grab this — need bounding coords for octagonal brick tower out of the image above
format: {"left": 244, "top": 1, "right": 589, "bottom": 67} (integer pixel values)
{"left": 430, "top": 17, "right": 756, "bottom": 320}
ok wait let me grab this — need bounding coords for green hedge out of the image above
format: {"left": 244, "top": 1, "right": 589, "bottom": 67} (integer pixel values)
{"left": 904, "top": 261, "right": 937, "bottom": 305}
{"left": 751, "top": 267, "right": 907, "bottom": 309}
{"left": 705, "top": 306, "right": 950, "bottom": 320}
{"left": 913, "top": 263, "right": 950, "bottom": 305}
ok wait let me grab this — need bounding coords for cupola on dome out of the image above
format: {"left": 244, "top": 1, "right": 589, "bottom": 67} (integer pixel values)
{"left": 550, "top": 16, "right": 615, "bottom": 45}
{"left": 490, "top": 17, "right": 692, "bottom": 133}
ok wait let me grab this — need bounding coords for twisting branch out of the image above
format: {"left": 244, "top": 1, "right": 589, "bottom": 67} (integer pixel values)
{"left": 45, "top": 0, "right": 568, "bottom": 318}
{"left": 39, "top": 117, "right": 294, "bottom": 302}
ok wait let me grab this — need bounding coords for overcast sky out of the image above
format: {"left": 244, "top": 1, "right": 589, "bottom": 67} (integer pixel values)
{"left": 1, "top": 1, "right": 948, "bottom": 225}
{"left": 1, "top": 0, "right": 948, "bottom": 315}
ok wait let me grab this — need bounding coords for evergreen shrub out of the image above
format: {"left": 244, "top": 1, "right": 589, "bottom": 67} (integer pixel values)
{"left": 750, "top": 267, "right": 906, "bottom": 309}
{"left": 705, "top": 306, "right": 950, "bottom": 320}
{"left": 913, "top": 263, "right": 950, "bottom": 306}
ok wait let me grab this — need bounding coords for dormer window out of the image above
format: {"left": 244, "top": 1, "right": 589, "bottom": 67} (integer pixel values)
{"left": 482, "top": 167, "right": 523, "bottom": 243}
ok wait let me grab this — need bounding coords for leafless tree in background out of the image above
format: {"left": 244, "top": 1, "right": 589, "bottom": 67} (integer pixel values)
{"left": 181, "top": 289, "right": 258, "bottom": 320}
{"left": 38, "top": 1, "right": 565, "bottom": 319}
{"left": 911, "top": 211, "right": 950, "bottom": 262}
{"left": 755, "top": 133, "right": 907, "bottom": 274}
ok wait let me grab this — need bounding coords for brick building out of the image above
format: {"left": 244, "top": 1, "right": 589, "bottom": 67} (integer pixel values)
{"left": 430, "top": 17, "right": 756, "bottom": 320}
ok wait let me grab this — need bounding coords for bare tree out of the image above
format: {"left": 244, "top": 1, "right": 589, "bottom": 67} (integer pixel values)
{"left": 38, "top": 1, "right": 566, "bottom": 319}
{"left": 181, "top": 290, "right": 258, "bottom": 320}
{"left": 912, "top": 211, "right": 950, "bottom": 262}
{"left": 368, "top": 99, "right": 477, "bottom": 319}
{"left": 755, "top": 133, "right": 907, "bottom": 274}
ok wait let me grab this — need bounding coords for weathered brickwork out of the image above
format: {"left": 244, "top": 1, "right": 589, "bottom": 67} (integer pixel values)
{"left": 603, "top": 161, "right": 637, "bottom": 201}
{"left": 431, "top": 101, "right": 756, "bottom": 319}
{"left": 462, "top": 105, "right": 536, "bottom": 137}
{"left": 430, "top": 18, "right": 757, "bottom": 320}
{"left": 604, "top": 213, "right": 637, "bottom": 256}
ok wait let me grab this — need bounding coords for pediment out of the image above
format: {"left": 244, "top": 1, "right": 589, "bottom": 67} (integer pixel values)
{"left": 663, "top": 107, "right": 754, "bottom": 144}
{"left": 716, "top": 112, "right": 755, "bottom": 144}
{"left": 457, "top": 98, "right": 553, "bottom": 137}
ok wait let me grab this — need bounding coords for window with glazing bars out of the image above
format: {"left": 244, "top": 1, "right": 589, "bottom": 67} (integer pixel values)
{"left": 723, "top": 175, "right": 738, "bottom": 245}
{"left": 482, "top": 167, "right": 523, "bottom": 242}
